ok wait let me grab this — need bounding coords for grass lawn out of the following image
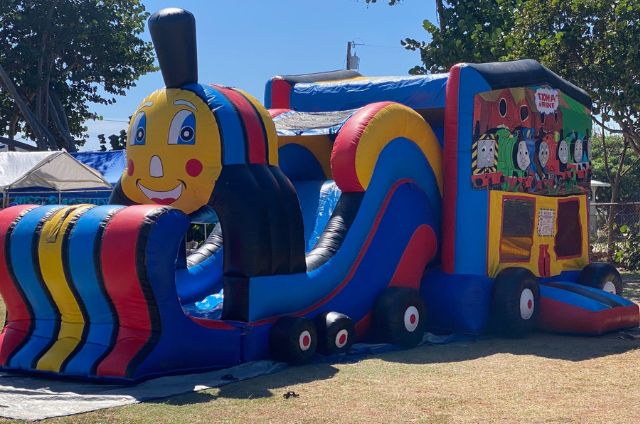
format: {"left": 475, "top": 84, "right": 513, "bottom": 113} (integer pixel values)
{"left": 0, "top": 274, "right": 638, "bottom": 423}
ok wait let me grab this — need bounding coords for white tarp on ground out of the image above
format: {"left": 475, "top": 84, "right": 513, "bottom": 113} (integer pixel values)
{"left": 0, "top": 360, "right": 287, "bottom": 421}
{"left": 0, "top": 334, "right": 468, "bottom": 421}
{"left": 0, "top": 151, "right": 110, "bottom": 191}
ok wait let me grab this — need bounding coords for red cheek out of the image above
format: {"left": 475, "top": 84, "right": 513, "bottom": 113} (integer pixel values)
{"left": 185, "top": 159, "right": 203, "bottom": 177}
{"left": 127, "top": 159, "right": 134, "bottom": 176}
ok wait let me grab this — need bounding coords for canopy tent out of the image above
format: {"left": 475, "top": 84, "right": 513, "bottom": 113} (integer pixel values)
{"left": 0, "top": 151, "right": 111, "bottom": 207}
{"left": 71, "top": 150, "right": 126, "bottom": 186}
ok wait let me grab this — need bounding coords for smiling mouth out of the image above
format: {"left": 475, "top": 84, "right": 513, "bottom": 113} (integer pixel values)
{"left": 137, "top": 181, "right": 184, "bottom": 205}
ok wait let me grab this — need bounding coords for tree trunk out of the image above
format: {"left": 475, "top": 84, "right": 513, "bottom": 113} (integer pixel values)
{"left": 48, "top": 95, "right": 76, "bottom": 152}
{"left": 0, "top": 62, "right": 57, "bottom": 150}
{"left": 606, "top": 180, "right": 619, "bottom": 262}
{"left": 606, "top": 138, "right": 629, "bottom": 261}
{"left": 8, "top": 111, "right": 19, "bottom": 140}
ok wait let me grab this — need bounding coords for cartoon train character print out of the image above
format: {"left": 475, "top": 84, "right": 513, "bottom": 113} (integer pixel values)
{"left": 493, "top": 127, "right": 533, "bottom": 190}
{"left": 471, "top": 128, "right": 502, "bottom": 188}
{"left": 532, "top": 131, "right": 552, "bottom": 190}
{"left": 566, "top": 130, "right": 591, "bottom": 181}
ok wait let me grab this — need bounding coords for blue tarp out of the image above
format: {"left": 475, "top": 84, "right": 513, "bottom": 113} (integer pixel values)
{"left": 71, "top": 150, "right": 126, "bottom": 186}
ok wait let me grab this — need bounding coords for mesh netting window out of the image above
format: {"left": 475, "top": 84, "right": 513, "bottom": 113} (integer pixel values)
{"left": 555, "top": 199, "right": 582, "bottom": 258}
{"left": 500, "top": 197, "right": 535, "bottom": 262}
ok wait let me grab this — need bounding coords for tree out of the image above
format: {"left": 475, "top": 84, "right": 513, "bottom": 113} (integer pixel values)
{"left": 0, "top": 0, "right": 155, "bottom": 151}
{"left": 98, "top": 129, "right": 127, "bottom": 152}
{"left": 382, "top": 0, "right": 640, "bottom": 155}
{"left": 590, "top": 132, "right": 640, "bottom": 260}
{"left": 507, "top": 1, "right": 640, "bottom": 157}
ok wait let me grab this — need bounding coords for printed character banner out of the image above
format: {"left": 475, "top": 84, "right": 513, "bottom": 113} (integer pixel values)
{"left": 471, "top": 86, "right": 592, "bottom": 195}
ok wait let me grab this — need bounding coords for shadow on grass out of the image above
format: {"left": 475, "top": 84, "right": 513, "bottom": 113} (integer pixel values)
{"left": 149, "top": 328, "right": 640, "bottom": 407}
{"left": 622, "top": 273, "right": 640, "bottom": 303}
{"left": 147, "top": 362, "right": 338, "bottom": 406}
{"left": 378, "top": 330, "right": 640, "bottom": 367}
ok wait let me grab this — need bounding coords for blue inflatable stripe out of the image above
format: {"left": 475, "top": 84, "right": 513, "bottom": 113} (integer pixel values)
{"left": 8, "top": 206, "right": 62, "bottom": 369}
{"left": 183, "top": 83, "right": 246, "bottom": 165}
{"left": 63, "top": 205, "right": 123, "bottom": 376}
{"left": 452, "top": 66, "right": 492, "bottom": 275}
{"left": 540, "top": 284, "right": 609, "bottom": 312}
{"left": 279, "top": 144, "right": 326, "bottom": 181}
{"left": 289, "top": 74, "right": 449, "bottom": 112}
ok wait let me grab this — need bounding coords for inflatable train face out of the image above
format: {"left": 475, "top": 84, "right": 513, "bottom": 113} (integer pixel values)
{"left": 111, "top": 7, "right": 306, "bottom": 284}
{"left": 121, "top": 88, "right": 222, "bottom": 214}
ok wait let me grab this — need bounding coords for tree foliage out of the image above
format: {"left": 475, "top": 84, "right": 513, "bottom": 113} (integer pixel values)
{"left": 384, "top": 0, "right": 640, "bottom": 155}
{"left": 0, "top": 0, "right": 155, "bottom": 150}
{"left": 98, "top": 129, "right": 126, "bottom": 152}
{"left": 590, "top": 134, "right": 640, "bottom": 203}
{"left": 402, "top": 0, "right": 517, "bottom": 74}
{"left": 507, "top": 0, "right": 640, "bottom": 155}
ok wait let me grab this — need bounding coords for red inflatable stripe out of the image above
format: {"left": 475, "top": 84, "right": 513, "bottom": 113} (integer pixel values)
{"left": 0, "top": 206, "right": 35, "bottom": 365}
{"left": 270, "top": 79, "right": 292, "bottom": 109}
{"left": 389, "top": 224, "right": 437, "bottom": 290}
{"left": 331, "top": 102, "right": 394, "bottom": 192}
{"left": 96, "top": 205, "right": 158, "bottom": 377}
{"left": 268, "top": 108, "right": 290, "bottom": 118}
{"left": 539, "top": 297, "right": 640, "bottom": 335}
{"left": 214, "top": 85, "right": 267, "bottom": 165}
{"left": 441, "top": 65, "right": 462, "bottom": 274}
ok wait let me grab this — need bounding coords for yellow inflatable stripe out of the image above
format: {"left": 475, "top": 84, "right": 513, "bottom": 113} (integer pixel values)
{"left": 279, "top": 135, "right": 333, "bottom": 179}
{"left": 236, "top": 89, "right": 280, "bottom": 166}
{"left": 36, "top": 205, "right": 93, "bottom": 373}
{"left": 354, "top": 103, "right": 443, "bottom": 194}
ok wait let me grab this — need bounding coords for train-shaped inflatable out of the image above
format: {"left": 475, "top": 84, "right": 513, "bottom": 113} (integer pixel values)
{"left": 0, "top": 9, "right": 637, "bottom": 382}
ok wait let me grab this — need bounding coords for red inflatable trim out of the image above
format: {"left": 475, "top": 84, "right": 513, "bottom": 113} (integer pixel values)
{"left": 441, "top": 65, "right": 462, "bottom": 274}
{"left": 389, "top": 224, "right": 437, "bottom": 290}
{"left": 0, "top": 205, "right": 35, "bottom": 365}
{"left": 268, "top": 108, "right": 291, "bottom": 118}
{"left": 270, "top": 79, "right": 292, "bottom": 109}
{"left": 214, "top": 85, "right": 267, "bottom": 165}
{"left": 539, "top": 297, "right": 640, "bottom": 335}
{"left": 331, "top": 102, "right": 394, "bottom": 192}
{"left": 96, "top": 205, "right": 157, "bottom": 377}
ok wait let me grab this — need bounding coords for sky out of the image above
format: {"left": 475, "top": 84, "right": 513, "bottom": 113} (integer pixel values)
{"left": 83, "top": 0, "right": 437, "bottom": 150}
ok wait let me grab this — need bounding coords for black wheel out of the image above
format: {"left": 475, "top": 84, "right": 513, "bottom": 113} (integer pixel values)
{"left": 492, "top": 268, "right": 539, "bottom": 338}
{"left": 314, "top": 312, "right": 355, "bottom": 355}
{"left": 578, "top": 263, "right": 623, "bottom": 295}
{"left": 371, "top": 287, "right": 426, "bottom": 348}
{"left": 269, "top": 316, "right": 317, "bottom": 364}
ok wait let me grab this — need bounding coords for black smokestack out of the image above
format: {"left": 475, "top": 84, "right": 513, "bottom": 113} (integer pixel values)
{"left": 148, "top": 8, "right": 198, "bottom": 88}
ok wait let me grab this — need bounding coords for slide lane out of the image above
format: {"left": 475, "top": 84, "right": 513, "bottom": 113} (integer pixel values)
{"left": 539, "top": 281, "right": 639, "bottom": 335}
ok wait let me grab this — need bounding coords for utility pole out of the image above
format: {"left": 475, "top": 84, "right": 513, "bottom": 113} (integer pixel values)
{"left": 346, "top": 41, "right": 362, "bottom": 70}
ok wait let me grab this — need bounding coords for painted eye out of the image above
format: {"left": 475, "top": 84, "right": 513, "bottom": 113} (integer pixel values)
{"left": 129, "top": 112, "right": 146, "bottom": 146}
{"left": 169, "top": 110, "right": 196, "bottom": 145}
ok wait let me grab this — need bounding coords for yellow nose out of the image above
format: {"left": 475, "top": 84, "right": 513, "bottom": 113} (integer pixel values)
{"left": 150, "top": 155, "right": 164, "bottom": 178}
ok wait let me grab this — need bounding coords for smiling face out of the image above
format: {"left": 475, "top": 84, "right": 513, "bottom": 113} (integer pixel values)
{"left": 558, "top": 139, "right": 569, "bottom": 164}
{"left": 121, "top": 88, "right": 222, "bottom": 214}
{"left": 516, "top": 140, "right": 530, "bottom": 170}
{"left": 477, "top": 135, "right": 496, "bottom": 169}
{"left": 573, "top": 139, "right": 583, "bottom": 163}
{"left": 538, "top": 140, "right": 550, "bottom": 168}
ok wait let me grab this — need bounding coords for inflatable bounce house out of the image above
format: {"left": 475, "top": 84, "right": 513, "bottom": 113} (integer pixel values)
{"left": 0, "top": 8, "right": 637, "bottom": 382}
